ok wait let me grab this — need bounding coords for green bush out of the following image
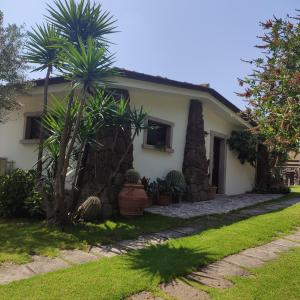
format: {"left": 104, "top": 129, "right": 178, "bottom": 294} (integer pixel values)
{"left": 0, "top": 169, "right": 44, "bottom": 218}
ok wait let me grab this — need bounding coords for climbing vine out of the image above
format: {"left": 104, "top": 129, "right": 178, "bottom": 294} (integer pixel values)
{"left": 227, "top": 130, "right": 259, "bottom": 166}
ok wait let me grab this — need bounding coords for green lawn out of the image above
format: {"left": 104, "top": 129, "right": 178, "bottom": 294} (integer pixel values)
{"left": 0, "top": 192, "right": 300, "bottom": 299}
{"left": 0, "top": 213, "right": 188, "bottom": 265}
{"left": 0, "top": 188, "right": 299, "bottom": 266}
{"left": 211, "top": 248, "right": 300, "bottom": 300}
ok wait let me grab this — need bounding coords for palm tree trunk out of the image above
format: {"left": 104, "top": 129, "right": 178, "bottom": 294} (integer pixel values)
{"left": 36, "top": 66, "right": 51, "bottom": 180}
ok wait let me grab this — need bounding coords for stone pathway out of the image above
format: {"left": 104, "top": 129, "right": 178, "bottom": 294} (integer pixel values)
{"left": 129, "top": 228, "right": 300, "bottom": 300}
{"left": 145, "top": 194, "right": 283, "bottom": 218}
{"left": 0, "top": 196, "right": 299, "bottom": 286}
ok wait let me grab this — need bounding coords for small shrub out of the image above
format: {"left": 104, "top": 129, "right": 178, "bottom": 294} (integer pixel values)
{"left": 0, "top": 169, "right": 44, "bottom": 218}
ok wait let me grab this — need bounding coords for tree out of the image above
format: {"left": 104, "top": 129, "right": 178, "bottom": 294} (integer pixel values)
{"left": 0, "top": 11, "right": 28, "bottom": 122}
{"left": 25, "top": 24, "right": 60, "bottom": 180}
{"left": 239, "top": 12, "right": 300, "bottom": 163}
{"left": 44, "top": 0, "right": 117, "bottom": 225}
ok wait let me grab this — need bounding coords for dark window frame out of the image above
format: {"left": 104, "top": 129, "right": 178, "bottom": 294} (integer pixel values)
{"left": 21, "top": 112, "right": 42, "bottom": 144}
{"left": 142, "top": 116, "right": 174, "bottom": 153}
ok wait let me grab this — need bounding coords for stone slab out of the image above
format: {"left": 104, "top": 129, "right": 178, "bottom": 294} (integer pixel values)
{"left": 258, "top": 242, "right": 289, "bottom": 254}
{"left": 89, "top": 245, "right": 126, "bottom": 257}
{"left": 128, "top": 291, "right": 163, "bottom": 300}
{"left": 174, "top": 226, "right": 200, "bottom": 235}
{"left": 238, "top": 208, "right": 271, "bottom": 216}
{"left": 60, "top": 250, "right": 98, "bottom": 264}
{"left": 26, "top": 255, "right": 70, "bottom": 274}
{"left": 145, "top": 194, "right": 285, "bottom": 219}
{"left": 118, "top": 238, "right": 149, "bottom": 250}
{"left": 202, "top": 260, "right": 250, "bottom": 277}
{"left": 284, "top": 234, "right": 300, "bottom": 243}
{"left": 187, "top": 271, "right": 233, "bottom": 288}
{"left": 223, "top": 254, "right": 265, "bottom": 269}
{"left": 271, "top": 239, "right": 300, "bottom": 249}
{"left": 157, "top": 230, "right": 185, "bottom": 239}
{"left": 160, "top": 279, "right": 211, "bottom": 300}
{"left": 0, "top": 264, "right": 34, "bottom": 285}
{"left": 241, "top": 247, "right": 278, "bottom": 262}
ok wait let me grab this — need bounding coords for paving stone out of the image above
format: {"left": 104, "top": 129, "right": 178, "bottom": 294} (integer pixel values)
{"left": 223, "top": 254, "right": 265, "bottom": 269}
{"left": 89, "top": 245, "right": 126, "bottom": 257}
{"left": 160, "top": 279, "right": 211, "bottom": 300}
{"left": 174, "top": 226, "right": 200, "bottom": 235}
{"left": 0, "top": 264, "right": 34, "bottom": 285}
{"left": 271, "top": 238, "right": 300, "bottom": 249}
{"left": 186, "top": 271, "right": 233, "bottom": 288}
{"left": 138, "top": 234, "right": 166, "bottom": 245}
{"left": 202, "top": 260, "right": 250, "bottom": 277}
{"left": 283, "top": 234, "right": 300, "bottom": 243}
{"left": 145, "top": 194, "right": 285, "bottom": 219}
{"left": 259, "top": 242, "right": 289, "bottom": 254}
{"left": 156, "top": 230, "right": 185, "bottom": 239}
{"left": 60, "top": 250, "right": 98, "bottom": 264}
{"left": 128, "top": 291, "right": 163, "bottom": 300}
{"left": 241, "top": 247, "right": 278, "bottom": 262}
{"left": 26, "top": 255, "right": 70, "bottom": 274}
{"left": 118, "top": 238, "right": 149, "bottom": 250}
{"left": 238, "top": 208, "right": 271, "bottom": 216}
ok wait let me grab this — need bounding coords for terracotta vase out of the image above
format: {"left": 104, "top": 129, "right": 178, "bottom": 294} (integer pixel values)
{"left": 118, "top": 184, "right": 148, "bottom": 216}
{"left": 157, "top": 194, "right": 172, "bottom": 206}
{"left": 207, "top": 186, "right": 217, "bottom": 200}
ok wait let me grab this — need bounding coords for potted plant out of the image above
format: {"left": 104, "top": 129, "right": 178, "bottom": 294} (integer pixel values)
{"left": 156, "top": 178, "right": 172, "bottom": 205}
{"left": 165, "top": 170, "right": 186, "bottom": 203}
{"left": 141, "top": 176, "right": 153, "bottom": 207}
{"left": 118, "top": 169, "right": 148, "bottom": 216}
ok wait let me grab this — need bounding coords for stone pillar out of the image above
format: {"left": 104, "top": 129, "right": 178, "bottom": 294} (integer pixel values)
{"left": 182, "top": 100, "right": 209, "bottom": 201}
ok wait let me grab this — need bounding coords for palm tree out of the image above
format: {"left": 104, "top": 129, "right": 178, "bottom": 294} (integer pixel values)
{"left": 25, "top": 24, "right": 60, "bottom": 180}
{"left": 46, "top": 0, "right": 116, "bottom": 46}
{"left": 52, "top": 38, "right": 116, "bottom": 225}
{"left": 43, "top": 0, "right": 118, "bottom": 225}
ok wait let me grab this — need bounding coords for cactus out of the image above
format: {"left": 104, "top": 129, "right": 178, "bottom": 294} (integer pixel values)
{"left": 77, "top": 196, "right": 102, "bottom": 222}
{"left": 166, "top": 170, "right": 186, "bottom": 189}
{"left": 125, "top": 169, "right": 140, "bottom": 184}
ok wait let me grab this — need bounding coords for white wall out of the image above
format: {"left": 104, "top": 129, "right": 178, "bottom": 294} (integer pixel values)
{"left": 0, "top": 81, "right": 255, "bottom": 195}
{"left": 0, "top": 95, "right": 42, "bottom": 170}
{"left": 203, "top": 104, "right": 255, "bottom": 195}
{"left": 130, "top": 88, "right": 189, "bottom": 180}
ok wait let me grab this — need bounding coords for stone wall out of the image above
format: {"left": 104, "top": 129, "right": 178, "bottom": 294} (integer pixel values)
{"left": 182, "top": 100, "right": 209, "bottom": 201}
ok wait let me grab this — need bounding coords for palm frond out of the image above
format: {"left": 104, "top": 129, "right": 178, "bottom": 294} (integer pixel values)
{"left": 25, "top": 23, "right": 61, "bottom": 72}
{"left": 46, "top": 0, "right": 117, "bottom": 46}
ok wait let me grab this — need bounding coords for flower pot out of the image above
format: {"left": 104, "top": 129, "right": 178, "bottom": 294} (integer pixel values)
{"left": 207, "top": 186, "right": 217, "bottom": 200}
{"left": 157, "top": 194, "right": 172, "bottom": 206}
{"left": 118, "top": 184, "right": 148, "bottom": 216}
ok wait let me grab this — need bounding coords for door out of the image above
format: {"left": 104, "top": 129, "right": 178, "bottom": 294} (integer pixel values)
{"left": 211, "top": 136, "right": 226, "bottom": 193}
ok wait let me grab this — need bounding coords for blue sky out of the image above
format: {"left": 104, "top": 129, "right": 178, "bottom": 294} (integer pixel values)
{"left": 1, "top": 0, "right": 299, "bottom": 108}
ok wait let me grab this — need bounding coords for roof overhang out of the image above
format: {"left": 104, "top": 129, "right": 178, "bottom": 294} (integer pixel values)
{"left": 32, "top": 68, "right": 251, "bottom": 128}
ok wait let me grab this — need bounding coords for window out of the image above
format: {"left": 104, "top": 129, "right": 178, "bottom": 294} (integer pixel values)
{"left": 21, "top": 113, "right": 42, "bottom": 143}
{"left": 143, "top": 117, "right": 174, "bottom": 153}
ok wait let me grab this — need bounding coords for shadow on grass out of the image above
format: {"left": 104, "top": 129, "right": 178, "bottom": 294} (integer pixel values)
{"left": 123, "top": 242, "right": 213, "bottom": 283}
{"left": 0, "top": 191, "right": 299, "bottom": 263}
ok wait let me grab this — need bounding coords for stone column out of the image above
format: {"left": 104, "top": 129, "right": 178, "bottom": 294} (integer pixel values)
{"left": 182, "top": 99, "right": 209, "bottom": 201}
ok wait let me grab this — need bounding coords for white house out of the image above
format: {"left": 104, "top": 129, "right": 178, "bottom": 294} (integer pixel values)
{"left": 0, "top": 69, "right": 255, "bottom": 196}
